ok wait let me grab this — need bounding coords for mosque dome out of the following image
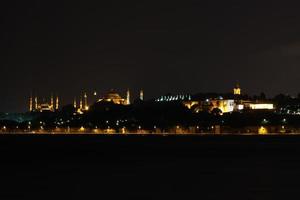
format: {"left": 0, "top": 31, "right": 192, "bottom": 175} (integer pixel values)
{"left": 99, "top": 90, "right": 126, "bottom": 105}
{"left": 104, "top": 90, "right": 122, "bottom": 100}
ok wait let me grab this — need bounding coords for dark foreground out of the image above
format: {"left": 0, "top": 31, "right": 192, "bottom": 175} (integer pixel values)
{"left": 0, "top": 135, "right": 300, "bottom": 199}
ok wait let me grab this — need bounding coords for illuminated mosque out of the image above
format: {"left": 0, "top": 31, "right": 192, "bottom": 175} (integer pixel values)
{"left": 96, "top": 89, "right": 144, "bottom": 105}
{"left": 72, "top": 89, "right": 144, "bottom": 113}
{"left": 97, "top": 89, "right": 129, "bottom": 105}
{"left": 29, "top": 94, "right": 59, "bottom": 112}
{"left": 73, "top": 92, "right": 90, "bottom": 114}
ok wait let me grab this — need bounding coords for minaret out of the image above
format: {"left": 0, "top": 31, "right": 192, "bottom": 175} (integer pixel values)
{"left": 29, "top": 94, "right": 33, "bottom": 112}
{"left": 126, "top": 89, "right": 130, "bottom": 105}
{"left": 55, "top": 96, "right": 59, "bottom": 110}
{"left": 73, "top": 98, "right": 77, "bottom": 108}
{"left": 140, "top": 89, "right": 144, "bottom": 101}
{"left": 34, "top": 96, "right": 38, "bottom": 110}
{"left": 84, "top": 92, "right": 88, "bottom": 110}
{"left": 80, "top": 96, "right": 83, "bottom": 110}
{"left": 50, "top": 94, "right": 54, "bottom": 111}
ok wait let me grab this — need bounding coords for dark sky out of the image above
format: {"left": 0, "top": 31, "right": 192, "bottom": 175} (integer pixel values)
{"left": 1, "top": 1, "right": 300, "bottom": 112}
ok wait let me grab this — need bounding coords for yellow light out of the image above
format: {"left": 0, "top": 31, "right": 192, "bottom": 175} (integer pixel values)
{"left": 121, "top": 127, "right": 126, "bottom": 134}
{"left": 258, "top": 126, "right": 268, "bottom": 135}
{"left": 93, "top": 128, "right": 99, "bottom": 133}
{"left": 234, "top": 88, "right": 241, "bottom": 95}
{"left": 79, "top": 126, "right": 85, "bottom": 132}
{"left": 85, "top": 106, "right": 89, "bottom": 111}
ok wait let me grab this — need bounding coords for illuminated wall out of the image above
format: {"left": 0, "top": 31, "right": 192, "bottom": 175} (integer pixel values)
{"left": 233, "top": 88, "right": 241, "bottom": 95}
{"left": 249, "top": 104, "right": 274, "bottom": 110}
{"left": 211, "top": 99, "right": 235, "bottom": 113}
{"left": 183, "top": 101, "right": 199, "bottom": 109}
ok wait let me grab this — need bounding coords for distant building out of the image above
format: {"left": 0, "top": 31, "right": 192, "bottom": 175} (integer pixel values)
{"left": 233, "top": 83, "right": 241, "bottom": 95}
{"left": 98, "top": 90, "right": 127, "bottom": 105}
{"left": 210, "top": 99, "right": 235, "bottom": 113}
{"left": 29, "top": 94, "right": 59, "bottom": 112}
{"left": 249, "top": 103, "right": 274, "bottom": 110}
{"left": 73, "top": 92, "right": 90, "bottom": 114}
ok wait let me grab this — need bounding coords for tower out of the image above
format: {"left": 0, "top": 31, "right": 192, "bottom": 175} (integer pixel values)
{"left": 80, "top": 96, "right": 83, "bottom": 110}
{"left": 50, "top": 94, "right": 54, "bottom": 111}
{"left": 84, "top": 92, "right": 89, "bottom": 110}
{"left": 140, "top": 89, "right": 144, "bottom": 101}
{"left": 29, "top": 94, "right": 33, "bottom": 112}
{"left": 34, "top": 96, "right": 38, "bottom": 110}
{"left": 73, "top": 98, "right": 77, "bottom": 108}
{"left": 233, "top": 83, "right": 241, "bottom": 95}
{"left": 126, "top": 89, "right": 130, "bottom": 105}
{"left": 55, "top": 96, "right": 59, "bottom": 110}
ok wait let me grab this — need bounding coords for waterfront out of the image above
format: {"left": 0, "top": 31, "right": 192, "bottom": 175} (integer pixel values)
{"left": 0, "top": 134, "right": 300, "bottom": 199}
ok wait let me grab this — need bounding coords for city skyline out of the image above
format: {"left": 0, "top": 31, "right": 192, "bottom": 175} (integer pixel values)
{"left": 2, "top": 83, "right": 300, "bottom": 113}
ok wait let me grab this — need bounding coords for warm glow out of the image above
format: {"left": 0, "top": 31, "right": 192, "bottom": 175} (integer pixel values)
{"left": 121, "top": 127, "right": 126, "bottom": 134}
{"left": 93, "top": 129, "right": 99, "bottom": 133}
{"left": 79, "top": 126, "right": 85, "bottom": 132}
{"left": 183, "top": 101, "right": 199, "bottom": 109}
{"left": 237, "top": 104, "right": 244, "bottom": 110}
{"left": 234, "top": 88, "right": 241, "bottom": 95}
{"left": 250, "top": 104, "right": 274, "bottom": 110}
{"left": 210, "top": 99, "right": 235, "bottom": 113}
{"left": 258, "top": 126, "right": 268, "bottom": 135}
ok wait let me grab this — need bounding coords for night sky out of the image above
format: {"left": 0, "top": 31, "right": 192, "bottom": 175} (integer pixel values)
{"left": 1, "top": 1, "right": 300, "bottom": 112}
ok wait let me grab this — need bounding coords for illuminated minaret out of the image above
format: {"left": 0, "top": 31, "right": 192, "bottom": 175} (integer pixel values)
{"left": 80, "top": 96, "right": 83, "bottom": 110}
{"left": 50, "top": 94, "right": 54, "bottom": 111}
{"left": 126, "top": 89, "right": 130, "bottom": 105}
{"left": 140, "top": 89, "right": 144, "bottom": 101}
{"left": 34, "top": 96, "right": 38, "bottom": 110}
{"left": 29, "top": 94, "right": 33, "bottom": 112}
{"left": 73, "top": 98, "right": 77, "bottom": 108}
{"left": 84, "top": 92, "right": 88, "bottom": 110}
{"left": 55, "top": 96, "right": 59, "bottom": 110}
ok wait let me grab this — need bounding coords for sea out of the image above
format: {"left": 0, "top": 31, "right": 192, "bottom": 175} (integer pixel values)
{"left": 0, "top": 134, "right": 299, "bottom": 199}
